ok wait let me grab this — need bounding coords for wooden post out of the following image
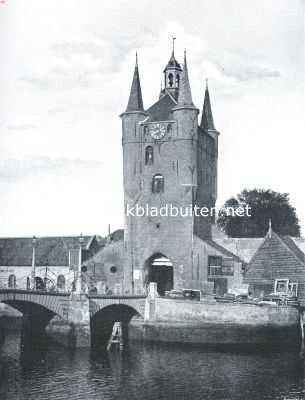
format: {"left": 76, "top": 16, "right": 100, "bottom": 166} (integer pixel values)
{"left": 300, "top": 310, "right": 304, "bottom": 357}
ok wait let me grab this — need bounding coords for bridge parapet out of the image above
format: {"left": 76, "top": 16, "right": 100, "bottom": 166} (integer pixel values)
{"left": 89, "top": 295, "right": 147, "bottom": 318}
{"left": 0, "top": 289, "right": 71, "bottom": 320}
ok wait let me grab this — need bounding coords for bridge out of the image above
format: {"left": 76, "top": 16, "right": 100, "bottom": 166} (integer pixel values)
{"left": 0, "top": 289, "right": 147, "bottom": 348}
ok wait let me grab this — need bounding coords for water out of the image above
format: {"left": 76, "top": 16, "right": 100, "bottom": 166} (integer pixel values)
{"left": 0, "top": 331, "right": 305, "bottom": 400}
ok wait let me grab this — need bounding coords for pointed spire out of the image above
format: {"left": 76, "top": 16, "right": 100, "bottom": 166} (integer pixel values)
{"left": 176, "top": 50, "right": 195, "bottom": 107}
{"left": 125, "top": 53, "right": 144, "bottom": 112}
{"left": 200, "top": 78, "right": 216, "bottom": 130}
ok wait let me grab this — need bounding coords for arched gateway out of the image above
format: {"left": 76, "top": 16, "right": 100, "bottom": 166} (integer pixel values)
{"left": 144, "top": 253, "right": 173, "bottom": 296}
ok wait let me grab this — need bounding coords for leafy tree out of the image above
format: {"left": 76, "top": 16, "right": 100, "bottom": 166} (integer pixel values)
{"left": 217, "top": 188, "right": 301, "bottom": 237}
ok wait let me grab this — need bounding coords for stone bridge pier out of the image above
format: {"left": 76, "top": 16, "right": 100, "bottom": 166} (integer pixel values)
{"left": 46, "top": 294, "right": 91, "bottom": 348}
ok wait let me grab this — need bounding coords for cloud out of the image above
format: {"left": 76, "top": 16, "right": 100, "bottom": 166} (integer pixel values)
{"left": 220, "top": 64, "right": 280, "bottom": 82}
{"left": 0, "top": 157, "right": 104, "bottom": 182}
{"left": 7, "top": 123, "right": 37, "bottom": 131}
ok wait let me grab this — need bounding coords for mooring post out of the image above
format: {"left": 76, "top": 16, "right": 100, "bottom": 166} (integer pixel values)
{"left": 144, "top": 282, "right": 158, "bottom": 322}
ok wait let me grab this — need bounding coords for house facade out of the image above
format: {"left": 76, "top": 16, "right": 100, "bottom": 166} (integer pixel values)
{"left": 0, "top": 235, "right": 100, "bottom": 292}
{"left": 244, "top": 227, "right": 305, "bottom": 305}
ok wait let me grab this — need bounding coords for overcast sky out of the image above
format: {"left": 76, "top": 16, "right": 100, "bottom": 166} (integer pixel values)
{"left": 0, "top": 0, "right": 304, "bottom": 237}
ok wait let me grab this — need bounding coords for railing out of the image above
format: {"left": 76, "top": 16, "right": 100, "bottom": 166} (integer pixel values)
{"left": 0, "top": 288, "right": 71, "bottom": 296}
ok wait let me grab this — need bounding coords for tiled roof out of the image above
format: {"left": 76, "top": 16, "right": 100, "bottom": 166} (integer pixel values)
{"left": 0, "top": 236, "right": 96, "bottom": 267}
{"left": 279, "top": 235, "right": 305, "bottom": 265}
{"left": 213, "top": 237, "right": 264, "bottom": 263}
{"left": 204, "top": 239, "right": 243, "bottom": 262}
{"left": 291, "top": 237, "right": 305, "bottom": 255}
{"left": 146, "top": 93, "right": 176, "bottom": 122}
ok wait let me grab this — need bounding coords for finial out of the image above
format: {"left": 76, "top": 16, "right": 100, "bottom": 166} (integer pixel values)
{"left": 172, "top": 36, "right": 176, "bottom": 55}
{"left": 205, "top": 78, "right": 209, "bottom": 90}
{"left": 135, "top": 52, "right": 138, "bottom": 67}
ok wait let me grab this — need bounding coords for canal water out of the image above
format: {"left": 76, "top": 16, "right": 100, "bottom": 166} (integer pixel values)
{"left": 0, "top": 331, "right": 305, "bottom": 400}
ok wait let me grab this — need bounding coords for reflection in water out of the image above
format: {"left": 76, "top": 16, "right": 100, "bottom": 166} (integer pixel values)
{"left": 0, "top": 331, "right": 305, "bottom": 400}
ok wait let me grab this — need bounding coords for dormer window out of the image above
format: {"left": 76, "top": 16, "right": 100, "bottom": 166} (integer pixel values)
{"left": 152, "top": 174, "right": 164, "bottom": 193}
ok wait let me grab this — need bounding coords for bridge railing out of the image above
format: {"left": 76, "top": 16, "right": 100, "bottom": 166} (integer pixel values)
{"left": 0, "top": 288, "right": 71, "bottom": 296}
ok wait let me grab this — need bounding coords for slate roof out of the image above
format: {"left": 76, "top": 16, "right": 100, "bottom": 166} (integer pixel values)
{"left": 146, "top": 93, "right": 177, "bottom": 122}
{"left": 125, "top": 57, "right": 144, "bottom": 112}
{"left": 200, "top": 85, "right": 216, "bottom": 131}
{"left": 0, "top": 236, "right": 96, "bottom": 267}
{"left": 163, "top": 52, "right": 182, "bottom": 72}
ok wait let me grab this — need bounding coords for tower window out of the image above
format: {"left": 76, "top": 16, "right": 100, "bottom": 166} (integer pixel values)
{"left": 145, "top": 146, "right": 154, "bottom": 165}
{"left": 167, "top": 124, "right": 172, "bottom": 134}
{"left": 152, "top": 174, "right": 164, "bottom": 193}
{"left": 176, "top": 74, "right": 180, "bottom": 87}
{"left": 168, "top": 73, "right": 174, "bottom": 87}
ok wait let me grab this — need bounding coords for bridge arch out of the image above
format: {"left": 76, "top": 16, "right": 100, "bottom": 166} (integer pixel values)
{"left": 0, "top": 291, "right": 69, "bottom": 320}
{"left": 0, "top": 290, "right": 70, "bottom": 342}
{"left": 90, "top": 299, "right": 145, "bottom": 348}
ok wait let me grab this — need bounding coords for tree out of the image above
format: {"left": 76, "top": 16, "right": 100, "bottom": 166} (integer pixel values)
{"left": 217, "top": 188, "right": 301, "bottom": 237}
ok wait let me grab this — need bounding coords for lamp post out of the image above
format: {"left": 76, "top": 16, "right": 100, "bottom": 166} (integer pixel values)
{"left": 31, "top": 235, "right": 37, "bottom": 290}
{"left": 75, "top": 233, "right": 84, "bottom": 294}
{"left": 181, "top": 183, "right": 197, "bottom": 280}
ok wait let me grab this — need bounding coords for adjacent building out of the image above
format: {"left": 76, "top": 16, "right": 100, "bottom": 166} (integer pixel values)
{"left": 0, "top": 235, "right": 100, "bottom": 291}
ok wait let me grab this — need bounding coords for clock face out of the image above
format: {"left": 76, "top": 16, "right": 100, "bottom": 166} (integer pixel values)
{"left": 149, "top": 123, "right": 166, "bottom": 140}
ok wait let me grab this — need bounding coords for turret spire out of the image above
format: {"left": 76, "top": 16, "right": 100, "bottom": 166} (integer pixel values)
{"left": 200, "top": 79, "right": 215, "bottom": 130}
{"left": 125, "top": 53, "right": 144, "bottom": 112}
{"left": 176, "top": 50, "right": 195, "bottom": 107}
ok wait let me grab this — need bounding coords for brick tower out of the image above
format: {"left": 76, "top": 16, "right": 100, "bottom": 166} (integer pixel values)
{"left": 120, "top": 47, "right": 219, "bottom": 295}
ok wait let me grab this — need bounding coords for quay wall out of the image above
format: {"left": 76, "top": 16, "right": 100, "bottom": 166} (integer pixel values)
{"left": 130, "top": 297, "right": 301, "bottom": 346}
{"left": 151, "top": 298, "right": 299, "bottom": 326}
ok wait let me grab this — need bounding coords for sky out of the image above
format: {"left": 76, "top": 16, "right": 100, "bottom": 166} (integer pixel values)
{"left": 0, "top": 0, "right": 304, "bottom": 237}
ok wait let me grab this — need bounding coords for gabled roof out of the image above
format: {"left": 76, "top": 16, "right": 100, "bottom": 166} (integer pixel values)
{"left": 204, "top": 239, "right": 243, "bottom": 263}
{"left": 279, "top": 235, "right": 305, "bottom": 265}
{"left": 291, "top": 237, "right": 305, "bottom": 254}
{"left": 213, "top": 237, "right": 264, "bottom": 263}
{"left": 0, "top": 235, "right": 97, "bottom": 267}
{"left": 146, "top": 93, "right": 177, "bottom": 122}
